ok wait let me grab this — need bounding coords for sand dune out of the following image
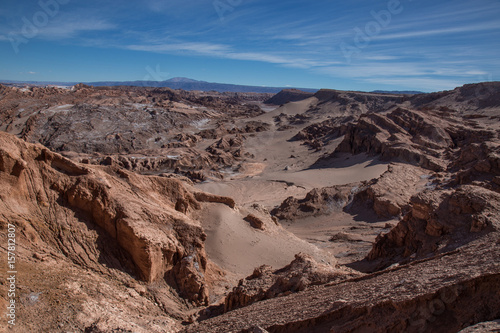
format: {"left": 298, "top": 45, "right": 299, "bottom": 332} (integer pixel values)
{"left": 193, "top": 203, "right": 334, "bottom": 278}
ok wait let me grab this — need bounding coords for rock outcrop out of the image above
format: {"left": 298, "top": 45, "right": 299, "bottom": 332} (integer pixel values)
{"left": 310, "top": 89, "right": 406, "bottom": 116}
{"left": 409, "top": 81, "right": 500, "bottom": 114}
{"left": 459, "top": 320, "right": 500, "bottom": 332}
{"left": 292, "top": 116, "right": 354, "bottom": 150}
{"left": 334, "top": 108, "right": 455, "bottom": 171}
{"left": 224, "top": 253, "right": 360, "bottom": 312}
{"left": 334, "top": 107, "right": 498, "bottom": 173}
{"left": 367, "top": 185, "right": 500, "bottom": 268}
{"left": 244, "top": 214, "right": 266, "bottom": 230}
{"left": 194, "top": 191, "right": 236, "bottom": 208}
{"left": 271, "top": 184, "right": 357, "bottom": 220}
{"left": 206, "top": 134, "right": 248, "bottom": 166}
{"left": 350, "top": 164, "right": 430, "bottom": 218}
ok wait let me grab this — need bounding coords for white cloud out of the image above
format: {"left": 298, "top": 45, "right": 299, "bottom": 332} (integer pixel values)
{"left": 2, "top": 16, "right": 116, "bottom": 41}
{"left": 126, "top": 42, "right": 230, "bottom": 55}
{"left": 125, "top": 40, "right": 342, "bottom": 70}
{"left": 373, "top": 22, "right": 500, "bottom": 41}
{"left": 362, "top": 77, "right": 464, "bottom": 91}
{"left": 38, "top": 17, "right": 116, "bottom": 39}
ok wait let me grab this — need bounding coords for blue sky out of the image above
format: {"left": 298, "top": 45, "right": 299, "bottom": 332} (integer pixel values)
{"left": 0, "top": 0, "right": 499, "bottom": 92}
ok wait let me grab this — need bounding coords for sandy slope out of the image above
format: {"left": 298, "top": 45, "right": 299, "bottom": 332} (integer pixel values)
{"left": 282, "top": 212, "right": 398, "bottom": 266}
{"left": 254, "top": 96, "right": 319, "bottom": 122}
{"left": 193, "top": 204, "right": 333, "bottom": 278}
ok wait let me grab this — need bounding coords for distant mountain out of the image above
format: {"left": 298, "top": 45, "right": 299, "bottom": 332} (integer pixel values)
{"left": 0, "top": 77, "right": 318, "bottom": 94}
{"left": 166, "top": 77, "right": 201, "bottom": 83}
{"left": 84, "top": 77, "right": 319, "bottom": 94}
{"left": 0, "top": 80, "right": 77, "bottom": 87}
{"left": 0, "top": 78, "right": 426, "bottom": 94}
{"left": 371, "top": 90, "right": 424, "bottom": 95}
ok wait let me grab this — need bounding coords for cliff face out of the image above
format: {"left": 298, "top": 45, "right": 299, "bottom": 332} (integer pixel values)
{"left": 368, "top": 185, "right": 500, "bottom": 266}
{"left": 0, "top": 131, "right": 237, "bottom": 331}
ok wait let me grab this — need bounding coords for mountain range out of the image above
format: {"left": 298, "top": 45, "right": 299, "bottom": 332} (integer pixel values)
{"left": 0, "top": 77, "right": 318, "bottom": 94}
{"left": 0, "top": 77, "right": 424, "bottom": 94}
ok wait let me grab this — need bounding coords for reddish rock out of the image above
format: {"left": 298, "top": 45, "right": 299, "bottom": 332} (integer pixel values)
{"left": 367, "top": 185, "right": 500, "bottom": 266}
{"left": 224, "top": 253, "right": 360, "bottom": 312}
{"left": 0, "top": 132, "right": 214, "bottom": 307}
{"left": 244, "top": 214, "right": 265, "bottom": 230}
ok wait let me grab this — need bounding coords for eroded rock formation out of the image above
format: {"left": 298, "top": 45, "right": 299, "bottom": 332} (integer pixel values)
{"left": 368, "top": 185, "right": 500, "bottom": 267}
{"left": 224, "top": 253, "right": 360, "bottom": 312}
{"left": 271, "top": 184, "right": 356, "bottom": 220}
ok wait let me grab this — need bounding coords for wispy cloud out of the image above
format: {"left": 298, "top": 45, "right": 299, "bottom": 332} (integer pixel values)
{"left": 18, "top": 71, "right": 37, "bottom": 75}
{"left": 363, "top": 55, "right": 400, "bottom": 61}
{"left": 363, "top": 77, "right": 464, "bottom": 91}
{"left": 125, "top": 40, "right": 342, "bottom": 69}
{"left": 126, "top": 42, "right": 230, "bottom": 56}
{"left": 319, "top": 58, "right": 491, "bottom": 78}
{"left": 315, "top": 59, "right": 490, "bottom": 92}
{"left": 143, "top": 0, "right": 209, "bottom": 14}
{"left": 1, "top": 15, "right": 116, "bottom": 40}
{"left": 373, "top": 21, "right": 500, "bottom": 41}
{"left": 39, "top": 17, "right": 116, "bottom": 39}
